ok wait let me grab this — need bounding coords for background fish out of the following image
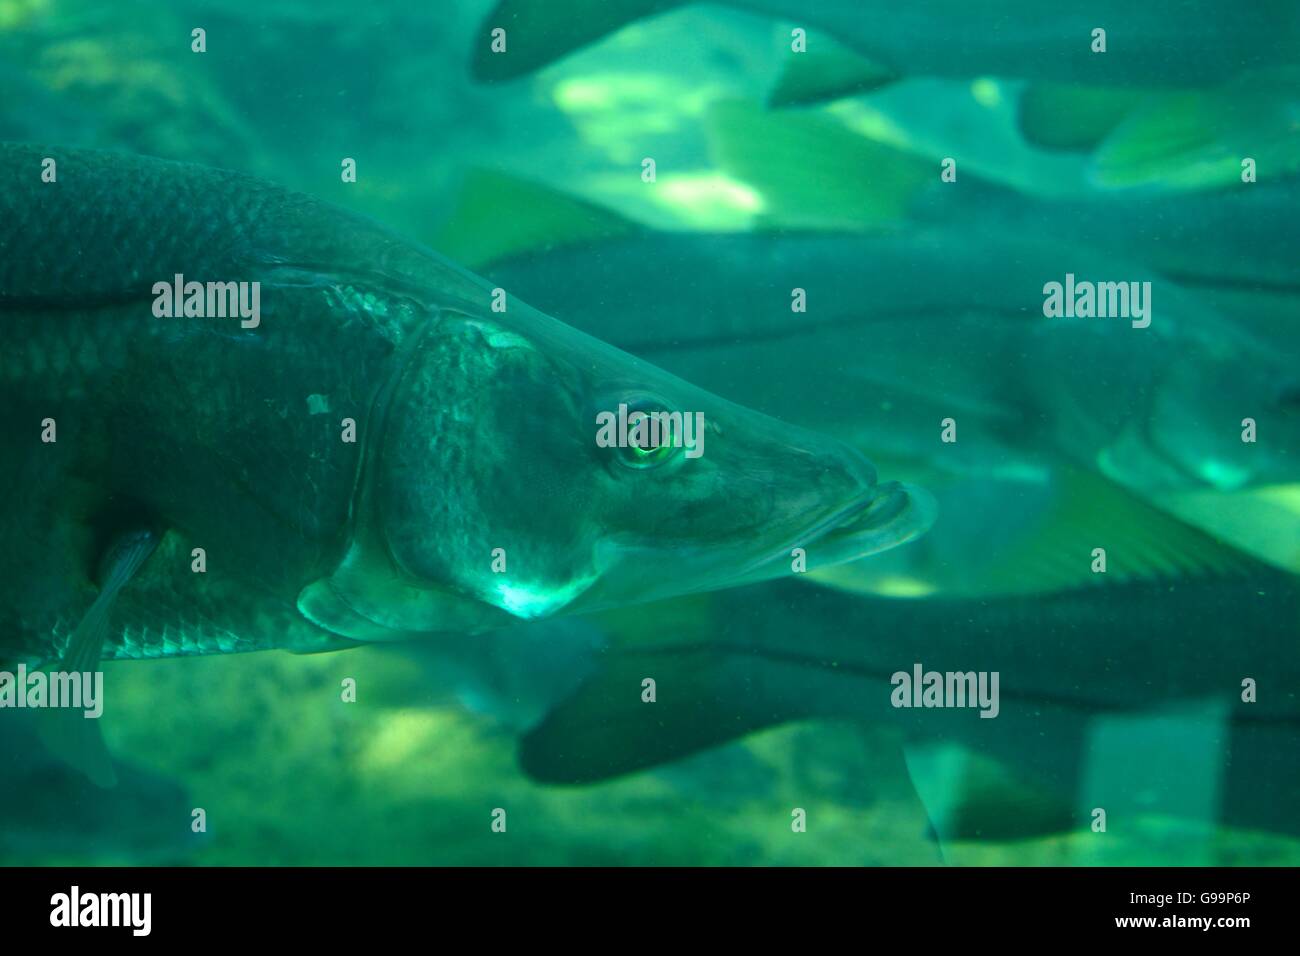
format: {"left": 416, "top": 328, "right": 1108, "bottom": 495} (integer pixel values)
{"left": 472, "top": 0, "right": 1300, "bottom": 88}
{"left": 486, "top": 227, "right": 1298, "bottom": 486}
{"left": 519, "top": 570, "right": 1300, "bottom": 845}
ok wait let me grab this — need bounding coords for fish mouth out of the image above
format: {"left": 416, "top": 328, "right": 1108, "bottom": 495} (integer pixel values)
{"left": 573, "top": 477, "right": 935, "bottom": 614}
{"left": 683, "top": 481, "right": 938, "bottom": 599}
{"left": 767, "top": 480, "right": 937, "bottom": 574}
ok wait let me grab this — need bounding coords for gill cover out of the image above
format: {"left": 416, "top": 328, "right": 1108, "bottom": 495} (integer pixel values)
{"left": 296, "top": 315, "right": 553, "bottom": 639}
{"left": 379, "top": 313, "right": 610, "bottom": 619}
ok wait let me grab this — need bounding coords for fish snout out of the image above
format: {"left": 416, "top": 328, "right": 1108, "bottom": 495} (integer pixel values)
{"left": 730, "top": 425, "right": 932, "bottom": 579}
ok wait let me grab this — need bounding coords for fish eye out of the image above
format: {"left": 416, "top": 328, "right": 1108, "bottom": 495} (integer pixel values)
{"left": 600, "top": 394, "right": 683, "bottom": 471}
{"left": 619, "top": 433, "right": 678, "bottom": 469}
{"left": 621, "top": 404, "right": 680, "bottom": 469}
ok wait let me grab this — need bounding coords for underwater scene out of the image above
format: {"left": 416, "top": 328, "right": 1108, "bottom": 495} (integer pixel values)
{"left": 1, "top": 0, "right": 1298, "bottom": 868}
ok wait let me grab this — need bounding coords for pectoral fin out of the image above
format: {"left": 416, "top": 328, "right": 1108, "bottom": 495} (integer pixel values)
{"left": 1155, "top": 484, "right": 1300, "bottom": 575}
{"left": 38, "top": 528, "right": 160, "bottom": 789}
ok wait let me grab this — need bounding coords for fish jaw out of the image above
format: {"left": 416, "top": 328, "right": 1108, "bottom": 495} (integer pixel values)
{"left": 576, "top": 478, "right": 936, "bottom": 612}
{"left": 779, "top": 479, "right": 937, "bottom": 573}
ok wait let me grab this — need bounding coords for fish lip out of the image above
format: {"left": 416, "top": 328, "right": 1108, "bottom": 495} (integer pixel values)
{"left": 570, "top": 482, "right": 931, "bottom": 613}
{"left": 825, "top": 480, "right": 932, "bottom": 543}
{"left": 740, "top": 480, "right": 934, "bottom": 579}
{"left": 732, "top": 488, "right": 883, "bottom": 579}
{"left": 807, "top": 491, "right": 889, "bottom": 545}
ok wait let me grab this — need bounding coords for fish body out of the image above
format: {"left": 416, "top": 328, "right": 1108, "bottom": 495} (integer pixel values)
{"left": 522, "top": 571, "right": 1300, "bottom": 838}
{"left": 473, "top": 0, "right": 1300, "bottom": 87}
{"left": 0, "top": 144, "right": 931, "bottom": 663}
{"left": 486, "top": 229, "right": 1300, "bottom": 493}
{"left": 922, "top": 181, "right": 1300, "bottom": 355}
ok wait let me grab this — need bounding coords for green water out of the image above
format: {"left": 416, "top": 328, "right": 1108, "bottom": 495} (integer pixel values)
{"left": 1, "top": 0, "right": 1298, "bottom": 866}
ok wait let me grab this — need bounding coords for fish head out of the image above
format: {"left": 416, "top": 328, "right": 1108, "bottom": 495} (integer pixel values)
{"left": 1145, "top": 337, "right": 1300, "bottom": 490}
{"left": 373, "top": 306, "right": 934, "bottom": 623}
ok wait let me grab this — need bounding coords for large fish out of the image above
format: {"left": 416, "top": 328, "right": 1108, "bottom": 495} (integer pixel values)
{"left": 0, "top": 146, "right": 931, "bottom": 681}
{"left": 471, "top": 0, "right": 1300, "bottom": 88}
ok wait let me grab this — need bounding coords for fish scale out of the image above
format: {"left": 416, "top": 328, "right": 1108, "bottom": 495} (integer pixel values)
{"left": 0, "top": 144, "right": 446, "bottom": 662}
{"left": 3, "top": 307, "right": 137, "bottom": 393}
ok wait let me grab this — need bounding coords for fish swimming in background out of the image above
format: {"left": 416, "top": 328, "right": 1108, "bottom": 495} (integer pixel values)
{"left": 692, "top": 93, "right": 1300, "bottom": 324}
{"left": 483, "top": 227, "right": 1300, "bottom": 497}
{"left": 471, "top": 0, "right": 1300, "bottom": 88}
{"left": 926, "top": 180, "right": 1300, "bottom": 357}
{"left": 0, "top": 144, "right": 932, "bottom": 685}
{"left": 424, "top": 172, "right": 1300, "bottom": 846}
{"left": 774, "top": 69, "right": 1300, "bottom": 197}
{"left": 518, "top": 569, "right": 1300, "bottom": 845}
